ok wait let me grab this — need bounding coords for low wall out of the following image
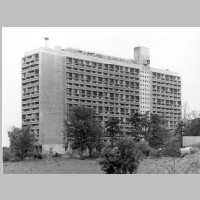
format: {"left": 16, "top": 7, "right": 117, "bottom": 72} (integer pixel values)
{"left": 183, "top": 136, "right": 200, "bottom": 147}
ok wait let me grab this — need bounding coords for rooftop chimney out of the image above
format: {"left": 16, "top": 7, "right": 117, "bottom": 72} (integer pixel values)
{"left": 134, "top": 46, "right": 150, "bottom": 65}
{"left": 44, "top": 37, "right": 49, "bottom": 48}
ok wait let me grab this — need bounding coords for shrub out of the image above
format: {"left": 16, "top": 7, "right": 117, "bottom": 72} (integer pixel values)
{"left": 135, "top": 141, "right": 152, "bottom": 157}
{"left": 15, "top": 152, "right": 22, "bottom": 159}
{"left": 3, "top": 150, "right": 15, "bottom": 162}
{"left": 3, "top": 156, "right": 9, "bottom": 162}
{"left": 92, "top": 150, "right": 101, "bottom": 158}
{"left": 149, "top": 149, "right": 162, "bottom": 158}
{"left": 33, "top": 153, "right": 43, "bottom": 159}
{"left": 65, "top": 149, "right": 74, "bottom": 158}
{"left": 37, "top": 154, "right": 42, "bottom": 159}
{"left": 149, "top": 136, "right": 163, "bottom": 150}
{"left": 190, "top": 147, "right": 199, "bottom": 154}
{"left": 99, "top": 139, "right": 142, "bottom": 174}
{"left": 25, "top": 151, "right": 34, "bottom": 157}
{"left": 52, "top": 152, "right": 61, "bottom": 157}
{"left": 100, "top": 144, "right": 112, "bottom": 156}
{"left": 9, "top": 157, "right": 21, "bottom": 162}
{"left": 32, "top": 153, "right": 37, "bottom": 159}
{"left": 163, "top": 137, "right": 181, "bottom": 157}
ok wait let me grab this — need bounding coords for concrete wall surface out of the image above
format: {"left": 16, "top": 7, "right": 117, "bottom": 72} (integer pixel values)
{"left": 42, "top": 144, "right": 65, "bottom": 154}
{"left": 39, "top": 52, "right": 65, "bottom": 145}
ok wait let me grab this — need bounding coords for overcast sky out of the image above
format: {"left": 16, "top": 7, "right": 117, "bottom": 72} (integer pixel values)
{"left": 2, "top": 27, "right": 200, "bottom": 146}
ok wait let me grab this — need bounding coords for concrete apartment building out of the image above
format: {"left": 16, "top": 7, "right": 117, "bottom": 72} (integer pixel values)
{"left": 21, "top": 42, "right": 181, "bottom": 153}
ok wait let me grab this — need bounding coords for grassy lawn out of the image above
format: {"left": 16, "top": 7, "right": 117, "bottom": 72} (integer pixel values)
{"left": 3, "top": 153, "right": 200, "bottom": 174}
{"left": 3, "top": 157, "right": 103, "bottom": 174}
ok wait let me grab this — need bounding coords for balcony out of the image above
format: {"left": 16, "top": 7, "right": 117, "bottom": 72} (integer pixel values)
{"left": 22, "top": 65, "right": 39, "bottom": 73}
{"left": 22, "top": 109, "right": 39, "bottom": 115}
{"left": 22, "top": 60, "right": 39, "bottom": 68}
{"left": 22, "top": 76, "right": 39, "bottom": 84}
{"left": 22, "top": 82, "right": 39, "bottom": 89}
{"left": 22, "top": 104, "right": 39, "bottom": 110}
{"left": 22, "top": 92, "right": 39, "bottom": 99}
{"left": 25, "top": 71, "right": 39, "bottom": 78}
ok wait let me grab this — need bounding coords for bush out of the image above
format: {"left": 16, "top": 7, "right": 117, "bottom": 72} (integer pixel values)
{"left": 190, "top": 147, "right": 199, "bottom": 154}
{"left": 9, "top": 157, "right": 21, "bottom": 162}
{"left": 135, "top": 141, "right": 152, "bottom": 157}
{"left": 3, "top": 156, "right": 9, "bottom": 162}
{"left": 149, "top": 136, "right": 163, "bottom": 150}
{"left": 92, "top": 150, "right": 101, "bottom": 158}
{"left": 33, "top": 153, "right": 43, "bottom": 159}
{"left": 100, "top": 144, "right": 112, "bottom": 156}
{"left": 52, "top": 152, "right": 61, "bottom": 157}
{"left": 15, "top": 152, "right": 22, "bottom": 159}
{"left": 11, "top": 151, "right": 32, "bottom": 160}
{"left": 65, "top": 149, "right": 74, "bottom": 158}
{"left": 163, "top": 138, "right": 181, "bottom": 157}
{"left": 149, "top": 149, "right": 162, "bottom": 158}
{"left": 99, "top": 139, "right": 142, "bottom": 174}
{"left": 3, "top": 150, "right": 15, "bottom": 162}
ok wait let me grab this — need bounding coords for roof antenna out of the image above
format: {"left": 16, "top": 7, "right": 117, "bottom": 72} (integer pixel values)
{"left": 44, "top": 37, "right": 49, "bottom": 48}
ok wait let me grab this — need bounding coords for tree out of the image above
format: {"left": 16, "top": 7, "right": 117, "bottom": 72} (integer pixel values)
{"left": 149, "top": 136, "right": 163, "bottom": 149}
{"left": 128, "top": 112, "right": 171, "bottom": 147}
{"left": 8, "top": 126, "right": 35, "bottom": 159}
{"left": 128, "top": 111, "right": 145, "bottom": 141}
{"left": 105, "top": 117, "right": 122, "bottom": 148}
{"left": 99, "top": 138, "right": 142, "bottom": 174}
{"left": 128, "top": 112, "right": 165, "bottom": 142}
{"left": 184, "top": 118, "right": 200, "bottom": 136}
{"left": 174, "top": 120, "right": 185, "bottom": 147}
{"left": 149, "top": 113, "right": 164, "bottom": 135}
{"left": 148, "top": 113, "right": 170, "bottom": 146}
{"left": 182, "top": 103, "right": 200, "bottom": 136}
{"left": 63, "top": 105, "right": 103, "bottom": 158}
{"left": 140, "top": 111, "right": 150, "bottom": 131}
{"left": 182, "top": 102, "right": 200, "bottom": 124}
{"left": 140, "top": 111, "right": 151, "bottom": 141}
{"left": 164, "top": 136, "right": 181, "bottom": 157}
{"left": 128, "top": 111, "right": 143, "bottom": 133}
{"left": 85, "top": 119, "right": 103, "bottom": 156}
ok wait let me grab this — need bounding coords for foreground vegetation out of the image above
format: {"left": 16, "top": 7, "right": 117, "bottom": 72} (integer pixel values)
{"left": 4, "top": 105, "right": 200, "bottom": 174}
{"left": 3, "top": 156, "right": 102, "bottom": 174}
{"left": 3, "top": 150, "right": 200, "bottom": 174}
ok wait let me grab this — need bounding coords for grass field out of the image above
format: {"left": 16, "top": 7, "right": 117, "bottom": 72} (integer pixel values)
{"left": 3, "top": 152, "right": 200, "bottom": 174}
{"left": 3, "top": 157, "right": 103, "bottom": 174}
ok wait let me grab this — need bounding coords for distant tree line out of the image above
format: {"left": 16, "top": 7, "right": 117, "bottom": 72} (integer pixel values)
{"left": 183, "top": 118, "right": 200, "bottom": 136}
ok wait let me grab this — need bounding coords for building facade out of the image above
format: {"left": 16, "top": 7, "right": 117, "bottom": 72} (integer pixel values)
{"left": 21, "top": 45, "right": 181, "bottom": 153}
